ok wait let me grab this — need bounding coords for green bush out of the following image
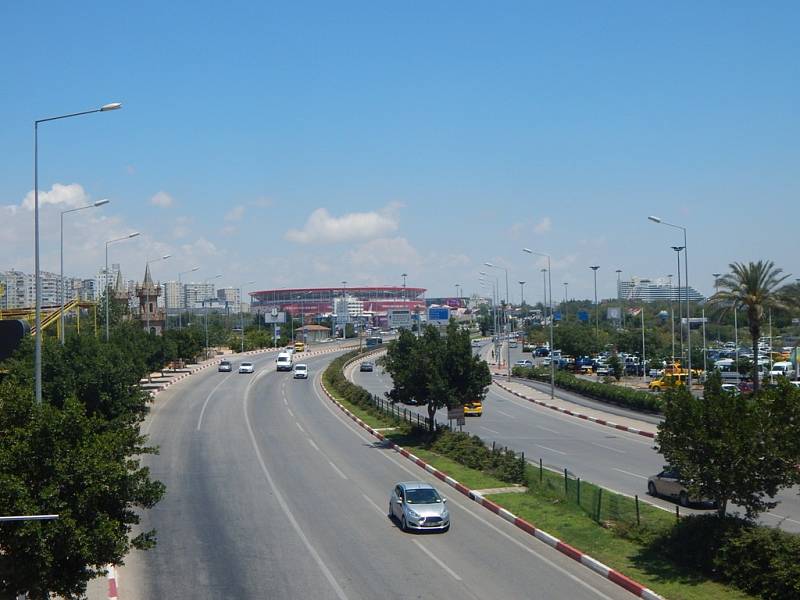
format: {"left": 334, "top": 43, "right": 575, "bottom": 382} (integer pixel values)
{"left": 511, "top": 366, "right": 663, "bottom": 413}
{"left": 431, "top": 431, "right": 527, "bottom": 485}
{"left": 656, "top": 515, "right": 800, "bottom": 599}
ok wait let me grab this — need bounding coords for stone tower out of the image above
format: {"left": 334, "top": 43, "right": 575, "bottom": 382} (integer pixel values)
{"left": 136, "top": 264, "right": 165, "bottom": 335}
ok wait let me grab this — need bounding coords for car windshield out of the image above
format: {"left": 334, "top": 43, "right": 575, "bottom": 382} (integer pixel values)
{"left": 405, "top": 488, "right": 441, "bottom": 504}
{"left": 242, "top": 363, "right": 252, "bottom": 367}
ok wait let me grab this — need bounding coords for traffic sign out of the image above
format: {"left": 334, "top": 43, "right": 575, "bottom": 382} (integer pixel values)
{"left": 428, "top": 307, "right": 450, "bottom": 323}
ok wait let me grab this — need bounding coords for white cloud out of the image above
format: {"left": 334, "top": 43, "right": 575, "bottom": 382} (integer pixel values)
{"left": 348, "top": 237, "right": 421, "bottom": 268}
{"left": 172, "top": 216, "right": 192, "bottom": 239}
{"left": 221, "top": 225, "right": 237, "bottom": 236}
{"left": 224, "top": 205, "right": 245, "bottom": 221}
{"left": 534, "top": 217, "right": 552, "bottom": 234}
{"left": 285, "top": 206, "right": 399, "bottom": 244}
{"left": 150, "top": 191, "right": 174, "bottom": 208}
{"left": 21, "top": 183, "right": 89, "bottom": 211}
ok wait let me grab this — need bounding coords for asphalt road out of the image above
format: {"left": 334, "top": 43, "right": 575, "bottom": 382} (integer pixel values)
{"left": 352, "top": 343, "right": 800, "bottom": 533}
{"left": 104, "top": 349, "right": 634, "bottom": 599}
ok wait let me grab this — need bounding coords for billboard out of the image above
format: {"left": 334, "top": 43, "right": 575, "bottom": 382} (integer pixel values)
{"left": 388, "top": 309, "right": 412, "bottom": 329}
{"left": 577, "top": 310, "right": 589, "bottom": 322}
{"left": 263, "top": 310, "right": 286, "bottom": 324}
{"left": 607, "top": 307, "right": 621, "bottom": 321}
{"left": 428, "top": 306, "right": 450, "bottom": 323}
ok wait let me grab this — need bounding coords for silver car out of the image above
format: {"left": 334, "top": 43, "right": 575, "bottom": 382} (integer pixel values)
{"left": 647, "top": 469, "right": 716, "bottom": 508}
{"left": 389, "top": 482, "right": 450, "bottom": 532}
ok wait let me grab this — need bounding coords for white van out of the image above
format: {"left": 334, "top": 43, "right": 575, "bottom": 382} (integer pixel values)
{"left": 276, "top": 352, "right": 293, "bottom": 372}
{"left": 769, "top": 362, "right": 793, "bottom": 378}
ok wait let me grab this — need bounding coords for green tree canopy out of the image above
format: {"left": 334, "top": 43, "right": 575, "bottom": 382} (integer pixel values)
{"left": 382, "top": 321, "right": 491, "bottom": 431}
{"left": 657, "top": 372, "right": 800, "bottom": 519}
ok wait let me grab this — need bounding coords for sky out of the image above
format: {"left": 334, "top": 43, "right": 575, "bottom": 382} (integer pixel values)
{"left": 1, "top": 1, "right": 798, "bottom": 303}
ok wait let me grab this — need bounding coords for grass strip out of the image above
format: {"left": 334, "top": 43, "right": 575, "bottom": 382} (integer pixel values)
{"left": 327, "top": 356, "right": 755, "bottom": 600}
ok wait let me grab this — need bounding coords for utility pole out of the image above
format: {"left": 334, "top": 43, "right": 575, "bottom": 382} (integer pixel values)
{"left": 590, "top": 266, "right": 600, "bottom": 342}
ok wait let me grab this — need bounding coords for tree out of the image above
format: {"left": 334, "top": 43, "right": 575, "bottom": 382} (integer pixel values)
{"left": 382, "top": 322, "right": 491, "bottom": 432}
{"left": 0, "top": 342, "right": 165, "bottom": 598}
{"left": 708, "top": 261, "right": 790, "bottom": 392}
{"left": 657, "top": 372, "right": 800, "bottom": 519}
{"left": 608, "top": 352, "right": 623, "bottom": 381}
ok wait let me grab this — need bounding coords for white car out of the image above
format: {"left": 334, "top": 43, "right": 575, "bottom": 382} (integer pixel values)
{"left": 293, "top": 364, "right": 308, "bottom": 379}
{"left": 239, "top": 362, "right": 254, "bottom": 374}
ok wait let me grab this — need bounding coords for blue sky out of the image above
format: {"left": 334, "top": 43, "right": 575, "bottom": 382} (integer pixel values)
{"left": 1, "top": 1, "right": 797, "bottom": 302}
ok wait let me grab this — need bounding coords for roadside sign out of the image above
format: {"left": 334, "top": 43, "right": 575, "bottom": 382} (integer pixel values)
{"left": 428, "top": 307, "right": 450, "bottom": 323}
{"left": 577, "top": 310, "right": 589, "bottom": 322}
{"left": 447, "top": 406, "right": 464, "bottom": 421}
{"left": 264, "top": 311, "right": 286, "bottom": 324}
{"left": 388, "top": 309, "right": 412, "bottom": 329}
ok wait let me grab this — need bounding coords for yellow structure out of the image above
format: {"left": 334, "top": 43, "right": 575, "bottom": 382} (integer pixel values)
{"left": 0, "top": 299, "right": 99, "bottom": 338}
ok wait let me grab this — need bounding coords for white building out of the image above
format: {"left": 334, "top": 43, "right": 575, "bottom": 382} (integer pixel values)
{"left": 163, "top": 281, "right": 183, "bottom": 312}
{"left": 0, "top": 270, "right": 81, "bottom": 309}
{"left": 217, "top": 287, "right": 241, "bottom": 312}
{"left": 184, "top": 282, "right": 216, "bottom": 308}
{"left": 618, "top": 277, "right": 704, "bottom": 303}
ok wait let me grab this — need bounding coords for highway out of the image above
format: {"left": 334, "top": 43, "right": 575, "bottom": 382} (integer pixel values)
{"left": 106, "top": 349, "right": 634, "bottom": 599}
{"left": 351, "top": 342, "right": 800, "bottom": 532}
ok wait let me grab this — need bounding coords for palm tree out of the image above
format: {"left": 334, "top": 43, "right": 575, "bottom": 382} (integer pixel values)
{"left": 708, "top": 261, "right": 790, "bottom": 392}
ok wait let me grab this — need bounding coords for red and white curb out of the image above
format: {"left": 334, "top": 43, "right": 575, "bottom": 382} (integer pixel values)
{"left": 320, "top": 371, "right": 663, "bottom": 600}
{"left": 106, "top": 565, "right": 118, "bottom": 600}
{"left": 493, "top": 379, "right": 657, "bottom": 439}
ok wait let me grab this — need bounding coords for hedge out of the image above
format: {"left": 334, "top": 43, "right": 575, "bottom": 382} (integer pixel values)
{"left": 656, "top": 514, "right": 800, "bottom": 600}
{"left": 323, "top": 351, "right": 526, "bottom": 485}
{"left": 512, "top": 366, "right": 663, "bottom": 414}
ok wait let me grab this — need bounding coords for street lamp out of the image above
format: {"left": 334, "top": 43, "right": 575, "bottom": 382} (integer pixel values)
{"left": 204, "top": 274, "right": 222, "bottom": 357}
{"left": 649, "top": 216, "right": 692, "bottom": 386}
{"left": 34, "top": 101, "right": 122, "bottom": 403}
{"left": 176, "top": 266, "right": 200, "bottom": 330}
{"left": 485, "top": 262, "right": 510, "bottom": 380}
{"left": 104, "top": 232, "right": 140, "bottom": 342}
{"left": 60, "top": 199, "right": 110, "bottom": 343}
{"left": 145, "top": 254, "right": 171, "bottom": 335}
{"left": 590, "top": 266, "right": 600, "bottom": 341}
{"left": 518, "top": 281, "right": 525, "bottom": 306}
{"left": 563, "top": 282, "right": 568, "bottom": 321}
{"left": 240, "top": 280, "right": 256, "bottom": 352}
{"left": 523, "top": 249, "right": 555, "bottom": 399}
{"left": 479, "top": 272, "right": 499, "bottom": 357}
{"left": 615, "top": 269, "right": 623, "bottom": 328}
{"left": 671, "top": 246, "right": 685, "bottom": 365}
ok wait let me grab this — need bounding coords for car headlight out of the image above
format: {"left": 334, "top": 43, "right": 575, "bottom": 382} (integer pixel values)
{"left": 407, "top": 509, "right": 420, "bottom": 519}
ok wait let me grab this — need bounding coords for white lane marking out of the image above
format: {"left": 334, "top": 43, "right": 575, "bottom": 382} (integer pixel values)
{"left": 328, "top": 460, "right": 348, "bottom": 480}
{"left": 536, "top": 425, "right": 559, "bottom": 434}
{"left": 296, "top": 422, "right": 306, "bottom": 434}
{"left": 535, "top": 444, "right": 567, "bottom": 456}
{"left": 288, "top": 408, "right": 295, "bottom": 418}
{"left": 613, "top": 468, "right": 647, "bottom": 480}
{"left": 313, "top": 378, "right": 617, "bottom": 600}
{"left": 589, "top": 442, "right": 626, "bottom": 454}
{"left": 283, "top": 397, "right": 288, "bottom": 405}
{"left": 412, "top": 539, "right": 462, "bottom": 581}
{"left": 494, "top": 387, "right": 654, "bottom": 447}
{"left": 480, "top": 426, "right": 500, "bottom": 435}
{"left": 196, "top": 374, "right": 232, "bottom": 431}
{"left": 362, "top": 494, "right": 385, "bottom": 515}
{"left": 495, "top": 409, "right": 514, "bottom": 418}
{"left": 308, "top": 438, "right": 321, "bottom": 452}
{"left": 243, "top": 382, "right": 349, "bottom": 600}
{"left": 761, "top": 512, "right": 800, "bottom": 526}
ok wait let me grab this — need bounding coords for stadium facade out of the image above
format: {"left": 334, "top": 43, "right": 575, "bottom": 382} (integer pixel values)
{"left": 250, "top": 286, "right": 427, "bottom": 322}
{"left": 618, "top": 278, "right": 704, "bottom": 303}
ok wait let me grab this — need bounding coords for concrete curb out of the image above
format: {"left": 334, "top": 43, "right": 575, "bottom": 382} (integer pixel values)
{"left": 319, "top": 378, "right": 664, "bottom": 600}
{"left": 492, "top": 379, "right": 657, "bottom": 439}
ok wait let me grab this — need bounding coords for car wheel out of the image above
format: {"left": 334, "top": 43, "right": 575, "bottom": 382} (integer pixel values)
{"left": 647, "top": 482, "right": 657, "bottom": 497}
{"left": 679, "top": 491, "right": 689, "bottom": 507}
{"left": 400, "top": 516, "right": 408, "bottom": 532}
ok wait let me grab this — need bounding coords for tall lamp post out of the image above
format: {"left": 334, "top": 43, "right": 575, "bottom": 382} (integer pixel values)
{"left": 671, "top": 246, "right": 685, "bottom": 364}
{"left": 590, "top": 266, "right": 600, "bottom": 342}
{"left": 615, "top": 269, "right": 623, "bottom": 328}
{"left": 649, "top": 216, "right": 692, "bottom": 386}
{"left": 484, "top": 262, "right": 510, "bottom": 380}
{"left": 518, "top": 281, "right": 525, "bottom": 306}
{"left": 523, "top": 249, "right": 554, "bottom": 398}
{"left": 204, "top": 274, "right": 222, "bottom": 357}
{"left": 176, "top": 266, "right": 200, "bottom": 330}
{"left": 34, "top": 101, "right": 122, "bottom": 403}
{"left": 60, "top": 199, "right": 110, "bottom": 343}
{"left": 240, "top": 280, "right": 256, "bottom": 352}
{"left": 711, "top": 272, "right": 722, "bottom": 346}
{"left": 104, "top": 232, "right": 140, "bottom": 342}
{"left": 145, "top": 254, "right": 171, "bottom": 334}
{"left": 563, "top": 282, "right": 568, "bottom": 321}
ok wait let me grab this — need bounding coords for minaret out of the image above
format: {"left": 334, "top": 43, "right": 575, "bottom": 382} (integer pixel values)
{"left": 136, "top": 264, "right": 165, "bottom": 335}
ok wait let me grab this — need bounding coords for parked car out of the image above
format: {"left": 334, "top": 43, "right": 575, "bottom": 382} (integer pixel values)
{"left": 389, "top": 482, "right": 450, "bottom": 532}
{"left": 238, "top": 362, "right": 255, "bottom": 374}
{"left": 720, "top": 383, "right": 740, "bottom": 395}
{"left": 647, "top": 469, "right": 716, "bottom": 508}
{"left": 360, "top": 361, "right": 374, "bottom": 372}
{"left": 218, "top": 360, "right": 232, "bottom": 372}
{"left": 515, "top": 359, "right": 534, "bottom": 368}
{"left": 293, "top": 363, "right": 308, "bottom": 379}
